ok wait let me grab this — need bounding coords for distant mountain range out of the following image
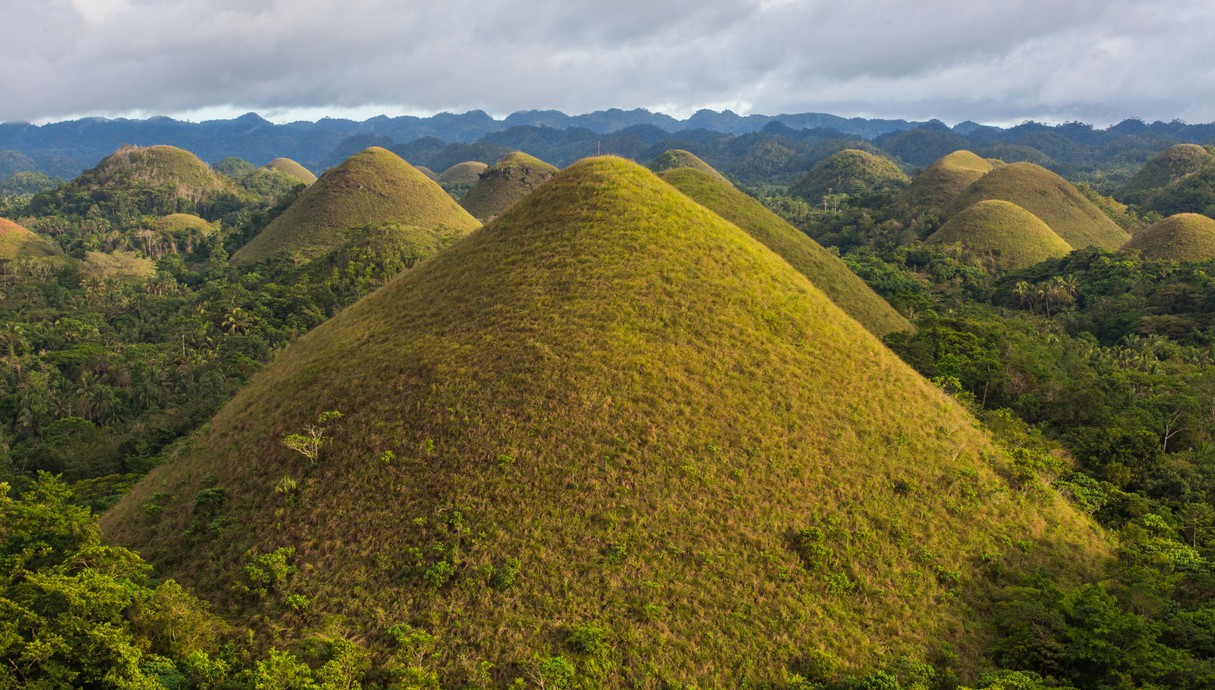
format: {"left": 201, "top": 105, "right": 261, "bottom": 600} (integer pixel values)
{"left": 2, "top": 108, "right": 1213, "bottom": 182}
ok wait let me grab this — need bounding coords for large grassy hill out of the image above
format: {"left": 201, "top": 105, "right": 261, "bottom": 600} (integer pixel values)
{"left": 928, "top": 200, "right": 1073, "bottom": 271}
{"left": 789, "top": 149, "right": 910, "bottom": 204}
{"left": 945, "top": 162, "right": 1129, "bottom": 250}
{"left": 105, "top": 157, "right": 1106, "bottom": 687}
{"left": 901, "top": 150, "right": 995, "bottom": 210}
{"left": 660, "top": 166, "right": 912, "bottom": 336}
{"left": 232, "top": 147, "right": 480, "bottom": 265}
{"left": 1123, "top": 213, "right": 1215, "bottom": 262}
{"left": 647, "top": 149, "right": 731, "bottom": 184}
{"left": 0, "top": 217, "right": 60, "bottom": 259}
{"left": 459, "top": 152, "right": 559, "bottom": 222}
{"left": 261, "top": 157, "right": 318, "bottom": 185}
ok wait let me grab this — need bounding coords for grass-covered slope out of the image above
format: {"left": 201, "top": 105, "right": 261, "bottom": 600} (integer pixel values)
{"left": 660, "top": 167, "right": 912, "bottom": 336}
{"left": 928, "top": 200, "right": 1073, "bottom": 270}
{"left": 946, "top": 162, "right": 1130, "bottom": 250}
{"left": 232, "top": 147, "right": 480, "bottom": 264}
{"left": 261, "top": 158, "right": 318, "bottom": 185}
{"left": 459, "top": 151, "right": 559, "bottom": 222}
{"left": 1117, "top": 144, "right": 1215, "bottom": 206}
{"left": 902, "top": 150, "right": 995, "bottom": 210}
{"left": 647, "top": 149, "right": 730, "bottom": 184}
{"left": 105, "top": 157, "right": 1106, "bottom": 686}
{"left": 1123, "top": 213, "right": 1215, "bottom": 262}
{"left": 438, "top": 161, "right": 489, "bottom": 187}
{"left": 789, "top": 149, "right": 910, "bottom": 204}
{"left": 0, "top": 217, "right": 60, "bottom": 259}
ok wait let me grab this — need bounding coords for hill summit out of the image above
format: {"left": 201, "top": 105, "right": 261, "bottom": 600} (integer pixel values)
{"left": 105, "top": 157, "right": 1105, "bottom": 686}
{"left": 789, "top": 149, "right": 910, "bottom": 204}
{"left": 78, "top": 144, "right": 233, "bottom": 203}
{"left": 902, "top": 150, "right": 995, "bottom": 211}
{"left": 928, "top": 200, "right": 1072, "bottom": 270}
{"left": 1123, "top": 213, "right": 1215, "bottom": 262}
{"left": 459, "top": 151, "right": 559, "bottom": 222}
{"left": 261, "top": 157, "right": 318, "bottom": 185}
{"left": 1117, "top": 144, "right": 1215, "bottom": 206}
{"left": 647, "top": 149, "right": 730, "bottom": 184}
{"left": 945, "top": 162, "right": 1130, "bottom": 250}
{"left": 659, "top": 166, "right": 912, "bottom": 336}
{"left": 232, "top": 147, "right": 480, "bottom": 264}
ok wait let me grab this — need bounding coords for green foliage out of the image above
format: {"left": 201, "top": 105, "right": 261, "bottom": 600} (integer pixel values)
{"left": 240, "top": 546, "right": 297, "bottom": 597}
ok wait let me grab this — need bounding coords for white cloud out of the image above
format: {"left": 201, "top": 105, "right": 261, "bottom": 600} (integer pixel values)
{"left": 1, "top": 0, "right": 1213, "bottom": 125}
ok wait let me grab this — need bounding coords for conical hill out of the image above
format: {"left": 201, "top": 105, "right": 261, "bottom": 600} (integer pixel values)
{"left": 0, "top": 217, "right": 60, "bottom": 259}
{"left": 928, "top": 200, "right": 1073, "bottom": 270}
{"left": 902, "top": 150, "right": 995, "bottom": 210}
{"left": 945, "top": 162, "right": 1130, "bottom": 250}
{"left": 41, "top": 143, "right": 235, "bottom": 211}
{"left": 105, "top": 157, "right": 1107, "bottom": 686}
{"left": 660, "top": 166, "right": 912, "bottom": 336}
{"left": 261, "top": 157, "right": 318, "bottom": 185}
{"left": 459, "top": 151, "right": 559, "bottom": 222}
{"left": 1123, "top": 213, "right": 1215, "bottom": 262}
{"left": 1117, "top": 144, "right": 1215, "bottom": 206}
{"left": 438, "top": 160, "right": 488, "bottom": 187}
{"left": 789, "top": 148, "right": 910, "bottom": 204}
{"left": 647, "top": 149, "right": 730, "bottom": 184}
{"left": 232, "top": 147, "right": 480, "bottom": 264}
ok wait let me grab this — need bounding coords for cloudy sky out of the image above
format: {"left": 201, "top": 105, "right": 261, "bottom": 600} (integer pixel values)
{"left": 3, "top": 0, "right": 1214, "bottom": 126}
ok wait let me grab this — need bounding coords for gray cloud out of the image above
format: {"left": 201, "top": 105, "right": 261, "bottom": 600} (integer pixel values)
{"left": 1, "top": 0, "right": 1213, "bottom": 124}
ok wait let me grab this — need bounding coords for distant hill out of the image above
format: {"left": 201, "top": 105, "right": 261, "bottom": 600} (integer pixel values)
{"left": 77, "top": 145, "right": 232, "bottom": 203}
{"left": 232, "top": 147, "right": 479, "bottom": 264}
{"left": 25, "top": 144, "right": 240, "bottom": 221}
{"left": 928, "top": 200, "right": 1073, "bottom": 270}
{"left": 1117, "top": 144, "right": 1215, "bottom": 205}
{"left": 945, "top": 162, "right": 1130, "bottom": 250}
{"left": 106, "top": 157, "right": 1106, "bottom": 686}
{"left": 659, "top": 166, "right": 912, "bottom": 336}
{"left": 1123, "top": 213, "right": 1215, "bottom": 262}
{"left": 459, "top": 152, "right": 558, "bottom": 222}
{"left": 437, "top": 161, "right": 488, "bottom": 187}
{"left": 261, "top": 157, "right": 317, "bottom": 185}
{"left": 789, "top": 149, "right": 910, "bottom": 204}
{"left": 901, "top": 150, "right": 995, "bottom": 210}
{"left": 0, "top": 217, "right": 60, "bottom": 259}
{"left": 647, "top": 149, "right": 730, "bottom": 183}
{"left": 415, "top": 166, "right": 438, "bottom": 181}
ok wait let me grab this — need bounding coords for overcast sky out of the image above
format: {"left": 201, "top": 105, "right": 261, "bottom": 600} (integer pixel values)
{"left": 3, "top": 0, "right": 1214, "bottom": 126}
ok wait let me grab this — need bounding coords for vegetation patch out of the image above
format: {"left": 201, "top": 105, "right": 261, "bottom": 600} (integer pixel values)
{"left": 789, "top": 149, "right": 910, "bottom": 206}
